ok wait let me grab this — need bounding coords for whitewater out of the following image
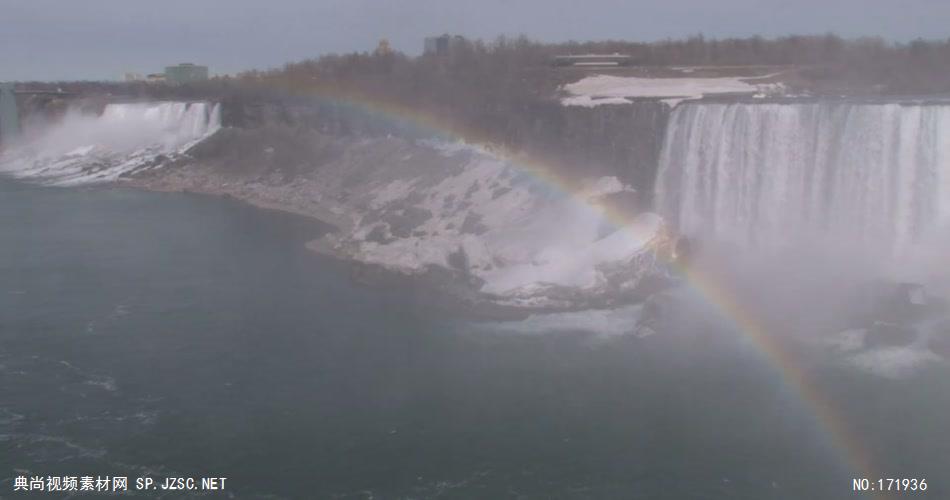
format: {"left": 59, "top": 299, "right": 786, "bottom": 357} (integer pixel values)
{"left": 656, "top": 102, "right": 950, "bottom": 258}
{"left": 0, "top": 101, "right": 220, "bottom": 185}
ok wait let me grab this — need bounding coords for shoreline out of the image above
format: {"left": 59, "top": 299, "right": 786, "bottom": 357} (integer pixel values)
{"left": 120, "top": 172, "right": 671, "bottom": 321}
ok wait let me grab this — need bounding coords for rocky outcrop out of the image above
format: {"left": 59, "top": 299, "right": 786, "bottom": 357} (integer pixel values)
{"left": 126, "top": 125, "right": 672, "bottom": 311}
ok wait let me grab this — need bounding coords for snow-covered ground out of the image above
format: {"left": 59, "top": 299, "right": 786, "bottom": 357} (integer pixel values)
{"left": 333, "top": 141, "right": 666, "bottom": 307}
{"left": 561, "top": 74, "right": 785, "bottom": 107}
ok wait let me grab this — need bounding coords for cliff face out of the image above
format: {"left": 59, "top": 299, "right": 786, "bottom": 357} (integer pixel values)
{"left": 13, "top": 86, "right": 672, "bottom": 198}
{"left": 217, "top": 97, "right": 671, "bottom": 203}
{"left": 129, "top": 127, "right": 670, "bottom": 311}
{"left": 516, "top": 101, "right": 670, "bottom": 206}
{"left": 4, "top": 93, "right": 675, "bottom": 312}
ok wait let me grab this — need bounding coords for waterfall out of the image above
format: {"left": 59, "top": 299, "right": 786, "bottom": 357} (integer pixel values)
{"left": 0, "top": 83, "right": 19, "bottom": 144}
{"left": 655, "top": 102, "right": 950, "bottom": 256}
{"left": 0, "top": 101, "right": 221, "bottom": 185}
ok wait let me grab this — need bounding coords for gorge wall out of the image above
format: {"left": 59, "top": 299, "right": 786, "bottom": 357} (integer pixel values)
{"left": 217, "top": 97, "right": 670, "bottom": 204}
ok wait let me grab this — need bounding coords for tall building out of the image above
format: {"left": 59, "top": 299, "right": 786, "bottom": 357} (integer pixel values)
{"left": 423, "top": 34, "right": 466, "bottom": 56}
{"left": 424, "top": 35, "right": 449, "bottom": 55}
{"left": 164, "top": 63, "right": 209, "bottom": 84}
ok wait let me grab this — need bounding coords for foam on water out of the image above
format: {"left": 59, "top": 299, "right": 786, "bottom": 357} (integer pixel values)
{"left": 466, "top": 305, "right": 645, "bottom": 338}
{"left": 848, "top": 346, "right": 942, "bottom": 379}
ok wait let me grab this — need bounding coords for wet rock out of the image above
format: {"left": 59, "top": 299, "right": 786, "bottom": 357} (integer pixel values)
{"left": 365, "top": 224, "right": 392, "bottom": 244}
{"left": 383, "top": 206, "right": 432, "bottom": 238}
{"left": 673, "top": 236, "right": 696, "bottom": 267}
{"left": 864, "top": 321, "right": 917, "bottom": 349}
{"left": 928, "top": 321, "right": 950, "bottom": 358}
{"left": 460, "top": 213, "right": 488, "bottom": 235}
{"left": 634, "top": 292, "right": 675, "bottom": 338}
{"left": 850, "top": 281, "right": 947, "bottom": 328}
{"left": 491, "top": 186, "right": 512, "bottom": 200}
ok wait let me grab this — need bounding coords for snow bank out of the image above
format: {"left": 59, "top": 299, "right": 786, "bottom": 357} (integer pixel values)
{"left": 561, "top": 74, "right": 779, "bottom": 107}
{"left": 325, "top": 141, "right": 666, "bottom": 307}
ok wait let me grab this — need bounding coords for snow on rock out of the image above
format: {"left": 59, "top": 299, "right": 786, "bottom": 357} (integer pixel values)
{"left": 326, "top": 140, "right": 666, "bottom": 307}
{"left": 561, "top": 74, "right": 782, "bottom": 107}
{"left": 582, "top": 175, "right": 635, "bottom": 198}
{"left": 4, "top": 111, "right": 666, "bottom": 310}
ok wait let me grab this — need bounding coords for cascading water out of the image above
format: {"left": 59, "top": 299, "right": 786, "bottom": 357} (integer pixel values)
{"left": 655, "top": 102, "right": 950, "bottom": 257}
{"left": 0, "top": 101, "right": 221, "bottom": 185}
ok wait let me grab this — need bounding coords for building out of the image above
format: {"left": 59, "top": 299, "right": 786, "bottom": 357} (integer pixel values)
{"left": 146, "top": 73, "right": 166, "bottom": 83}
{"left": 124, "top": 72, "right": 144, "bottom": 82}
{"left": 423, "top": 34, "right": 466, "bottom": 56}
{"left": 164, "top": 63, "right": 209, "bottom": 84}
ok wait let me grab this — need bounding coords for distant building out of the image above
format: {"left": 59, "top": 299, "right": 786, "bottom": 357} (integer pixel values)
{"left": 124, "top": 72, "right": 144, "bottom": 82}
{"left": 164, "top": 63, "right": 209, "bottom": 84}
{"left": 423, "top": 34, "right": 466, "bottom": 56}
{"left": 375, "top": 39, "right": 393, "bottom": 56}
{"left": 146, "top": 73, "right": 167, "bottom": 83}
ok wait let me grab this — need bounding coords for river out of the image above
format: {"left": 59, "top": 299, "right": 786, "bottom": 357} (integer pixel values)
{"left": 1, "top": 179, "right": 948, "bottom": 498}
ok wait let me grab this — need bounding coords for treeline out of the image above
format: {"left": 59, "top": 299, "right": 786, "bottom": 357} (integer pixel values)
{"left": 241, "top": 33, "right": 950, "bottom": 96}
{"left": 29, "top": 34, "right": 950, "bottom": 175}
{"left": 19, "top": 33, "right": 949, "bottom": 189}
{"left": 39, "top": 33, "right": 950, "bottom": 120}
{"left": 228, "top": 34, "right": 950, "bottom": 149}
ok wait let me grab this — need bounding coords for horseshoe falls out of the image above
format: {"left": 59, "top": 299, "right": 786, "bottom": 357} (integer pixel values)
{"left": 655, "top": 102, "right": 950, "bottom": 258}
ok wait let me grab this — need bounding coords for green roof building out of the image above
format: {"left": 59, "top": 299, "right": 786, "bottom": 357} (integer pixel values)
{"left": 164, "top": 63, "right": 209, "bottom": 84}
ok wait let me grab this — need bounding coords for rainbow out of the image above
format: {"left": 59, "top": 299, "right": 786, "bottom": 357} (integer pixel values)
{"left": 682, "top": 265, "right": 880, "bottom": 482}
{"left": 267, "top": 82, "right": 881, "bottom": 484}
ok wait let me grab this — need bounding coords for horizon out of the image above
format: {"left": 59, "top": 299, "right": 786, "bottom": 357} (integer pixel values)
{"left": 3, "top": 0, "right": 950, "bottom": 81}
{"left": 9, "top": 33, "right": 950, "bottom": 84}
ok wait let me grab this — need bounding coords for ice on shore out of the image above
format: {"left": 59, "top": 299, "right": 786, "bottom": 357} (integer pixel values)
{"left": 341, "top": 143, "right": 665, "bottom": 304}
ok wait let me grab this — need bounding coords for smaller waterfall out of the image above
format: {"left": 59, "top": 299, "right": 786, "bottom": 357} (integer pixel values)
{"left": 0, "top": 101, "right": 221, "bottom": 185}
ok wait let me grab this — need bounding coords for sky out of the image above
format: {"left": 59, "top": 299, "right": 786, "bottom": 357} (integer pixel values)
{"left": 2, "top": 0, "right": 949, "bottom": 81}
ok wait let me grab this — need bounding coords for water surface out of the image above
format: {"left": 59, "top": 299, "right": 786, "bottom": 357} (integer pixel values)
{"left": 1, "top": 179, "right": 947, "bottom": 499}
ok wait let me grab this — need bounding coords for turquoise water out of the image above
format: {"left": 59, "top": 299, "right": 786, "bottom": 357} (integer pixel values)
{"left": 1, "top": 179, "right": 947, "bottom": 499}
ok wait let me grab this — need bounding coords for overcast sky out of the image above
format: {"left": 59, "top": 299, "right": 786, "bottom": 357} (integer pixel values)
{"left": 3, "top": 0, "right": 949, "bottom": 81}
